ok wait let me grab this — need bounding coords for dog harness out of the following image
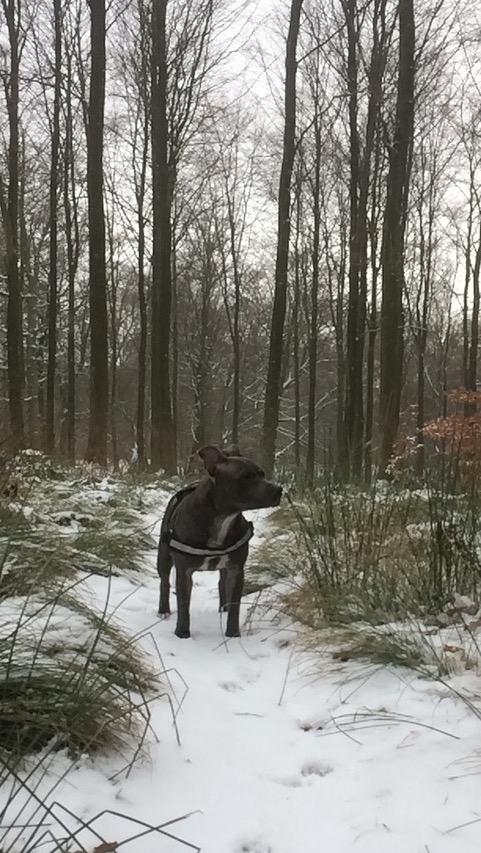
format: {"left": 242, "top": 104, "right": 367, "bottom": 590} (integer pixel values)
{"left": 160, "top": 484, "right": 255, "bottom": 558}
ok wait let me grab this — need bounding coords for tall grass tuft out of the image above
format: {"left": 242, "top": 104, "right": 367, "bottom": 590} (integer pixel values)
{"left": 0, "top": 579, "right": 158, "bottom": 759}
{"left": 284, "top": 473, "right": 481, "bottom": 628}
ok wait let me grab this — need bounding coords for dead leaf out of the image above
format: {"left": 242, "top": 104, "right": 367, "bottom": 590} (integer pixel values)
{"left": 93, "top": 843, "right": 119, "bottom": 853}
{"left": 443, "top": 644, "right": 463, "bottom": 654}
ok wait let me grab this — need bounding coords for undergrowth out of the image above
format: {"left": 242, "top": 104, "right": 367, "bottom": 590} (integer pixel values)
{"left": 284, "top": 477, "right": 481, "bottom": 626}
{"left": 274, "top": 469, "right": 481, "bottom": 676}
{"left": 0, "top": 453, "right": 192, "bottom": 852}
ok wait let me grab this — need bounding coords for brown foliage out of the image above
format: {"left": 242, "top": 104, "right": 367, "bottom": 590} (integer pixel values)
{"left": 423, "top": 389, "right": 481, "bottom": 460}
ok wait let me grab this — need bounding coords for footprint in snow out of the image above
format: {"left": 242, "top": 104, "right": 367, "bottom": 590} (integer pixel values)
{"left": 276, "top": 760, "right": 333, "bottom": 788}
{"left": 219, "top": 680, "right": 244, "bottom": 693}
{"left": 301, "top": 760, "right": 333, "bottom": 778}
{"left": 235, "top": 840, "right": 273, "bottom": 853}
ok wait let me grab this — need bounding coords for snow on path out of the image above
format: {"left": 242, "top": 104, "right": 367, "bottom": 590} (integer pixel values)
{"left": 12, "top": 493, "right": 481, "bottom": 853}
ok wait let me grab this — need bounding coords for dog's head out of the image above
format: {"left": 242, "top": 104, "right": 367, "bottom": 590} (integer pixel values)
{"left": 198, "top": 446, "right": 282, "bottom": 512}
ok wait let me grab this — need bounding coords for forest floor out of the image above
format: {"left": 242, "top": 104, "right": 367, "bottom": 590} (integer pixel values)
{"left": 1, "top": 474, "right": 481, "bottom": 853}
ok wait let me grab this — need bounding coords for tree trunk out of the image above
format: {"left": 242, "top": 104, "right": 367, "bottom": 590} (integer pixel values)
{"left": 137, "top": 188, "right": 148, "bottom": 467}
{"left": 150, "top": 0, "right": 176, "bottom": 473}
{"left": 2, "top": 0, "right": 25, "bottom": 451}
{"left": 64, "top": 48, "right": 80, "bottom": 466}
{"left": 46, "top": 0, "right": 62, "bottom": 455}
{"left": 107, "top": 215, "right": 119, "bottom": 470}
{"left": 415, "top": 150, "right": 435, "bottom": 477}
{"left": 364, "top": 136, "right": 382, "bottom": 482}
{"left": 467, "top": 226, "right": 481, "bottom": 401}
{"left": 134, "top": 0, "right": 149, "bottom": 468}
{"left": 342, "top": 0, "right": 363, "bottom": 479}
{"left": 306, "top": 116, "right": 321, "bottom": 484}
{"left": 230, "top": 218, "right": 241, "bottom": 448}
{"left": 85, "top": 0, "right": 109, "bottom": 465}
{"left": 19, "top": 134, "right": 39, "bottom": 448}
{"left": 172, "top": 223, "right": 179, "bottom": 460}
{"left": 293, "top": 169, "right": 302, "bottom": 471}
{"left": 462, "top": 158, "right": 474, "bottom": 412}
{"left": 379, "top": 0, "right": 415, "bottom": 475}
{"left": 261, "top": 0, "right": 303, "bottom": 476}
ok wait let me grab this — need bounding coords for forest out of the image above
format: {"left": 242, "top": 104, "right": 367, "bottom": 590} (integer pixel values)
{"left": 2, "top": 4, "right": 481, "bottom": 851}
{"left": 0, "top": 0, "right": 478, "bottom": 482}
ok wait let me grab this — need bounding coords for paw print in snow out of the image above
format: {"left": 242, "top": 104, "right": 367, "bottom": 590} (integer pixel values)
{"left": 301, "top": 760, "right": 333, "bottom": 778}
{"left": 219, "top": 680, "right": 244, "bottom": 693}
{"left": 235, "top": 839, "right": 273, "bottom": 853}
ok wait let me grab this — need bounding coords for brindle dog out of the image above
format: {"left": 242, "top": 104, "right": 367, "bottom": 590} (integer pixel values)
{"left": 157, "top": 446, "right": 282, "bottom": 638}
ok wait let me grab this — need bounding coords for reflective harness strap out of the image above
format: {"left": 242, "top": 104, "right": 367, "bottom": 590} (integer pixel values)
{"left": 168, "top": 522, "right": 254, "bottom": 557}
{"left": 160, "top": 484, "right": 255, "bottom": 558}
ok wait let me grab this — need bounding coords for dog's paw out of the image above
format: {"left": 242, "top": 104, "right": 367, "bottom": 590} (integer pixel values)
{"left": 175, "top": 627, "right": 191, "bottom": 639}
{"left": 158, "top": 610, "right": 171, "bottom": 619}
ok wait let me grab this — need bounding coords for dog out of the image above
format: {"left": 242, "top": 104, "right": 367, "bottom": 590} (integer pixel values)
{"left": 157, "top": 446, "right": 282, "bottom": 638}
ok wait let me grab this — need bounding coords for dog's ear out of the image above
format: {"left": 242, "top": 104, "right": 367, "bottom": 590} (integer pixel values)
{"left": 198, "top": 446, "right": 227, "bottom": 476}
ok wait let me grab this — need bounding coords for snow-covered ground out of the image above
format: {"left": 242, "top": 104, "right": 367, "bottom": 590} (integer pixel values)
{"left": 2, "top": 485, "right": 481, "bottom": 852}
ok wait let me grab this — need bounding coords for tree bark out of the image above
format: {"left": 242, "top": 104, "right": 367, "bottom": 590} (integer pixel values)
{"left": 462, "top": 156, "right": 474, "bottom": 408}
{"left": 306, "top": 114, "right": 321, "bottom": 484}
{"left": 46, "top": 0, "right": 62, "bottom": 455}
{"left": 64, "top": 46, "right": 80, "bottom": 466}
{"left": 261, "top": 0, "right": 303, "bottom": 476}
{"left": 85, "top": 0, "right": 109, "bottom": 465}
{"left": 133, "top": 0, "right": 149, "bottom": 468}
{"left": 2, "top": 0, "right": 25, "bottom": 451}
{"left": 364, "top": 134, "right": 382, "bottom": 482}
{"left": 379, "top": 0, "right": 415, "bottom": 475}
{"left": 150, "top": 0, "right": 176, "bottom": 473}
{"left": 342, "top": 0, "right": 363, "bottom": 479}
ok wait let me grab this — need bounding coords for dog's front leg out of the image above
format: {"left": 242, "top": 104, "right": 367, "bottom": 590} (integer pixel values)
{"left": 224, "top": 566, "right": 244, "bottom": 638}
{"left": 158, "top": 544, "right": 172, "bottom": 616}
{"left": 175, "top": 565, "right": 193, "bottom": 638}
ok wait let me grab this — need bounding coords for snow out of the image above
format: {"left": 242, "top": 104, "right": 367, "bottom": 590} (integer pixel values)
{"left": 2, "top": 487, "right": 481, "bottom": 852}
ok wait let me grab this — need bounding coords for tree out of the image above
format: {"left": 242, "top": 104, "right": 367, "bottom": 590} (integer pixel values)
{"left": 62, "top": 20, "right": 81, "bottom": 465}
{"left": 261, "top": 0, "right": 304, "bottom": 476}
{"left": 1, "top": 0, "right": 25, "bottom": 451}
{"left": 45, "top": 0, "right": 62, "bottom": 454}
{"left": 85, "top": 0, "right": 109, "bottom": 465}
{"left": 379, "top": 0, "right": 415, "bottom": 475}
{"left": 150, "top": 0, "right": 176, "bottom": 472}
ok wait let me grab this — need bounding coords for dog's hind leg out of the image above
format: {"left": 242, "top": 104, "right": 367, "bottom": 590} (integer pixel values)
{"left": 218, "top": 568, "right": 227, "bottom": 612}
{"left": 157, "top": 542, "right": 173, "bottom": 616}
